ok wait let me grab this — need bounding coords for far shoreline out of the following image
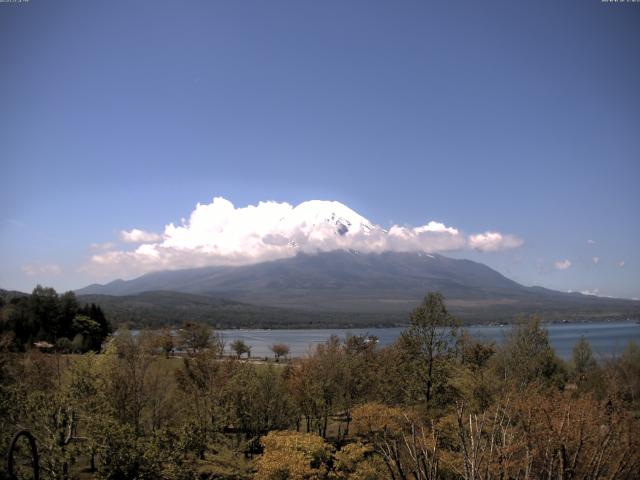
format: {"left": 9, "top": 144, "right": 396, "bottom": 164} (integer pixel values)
{"left": 124, "top": 315, "right": 640, "bottom": 332}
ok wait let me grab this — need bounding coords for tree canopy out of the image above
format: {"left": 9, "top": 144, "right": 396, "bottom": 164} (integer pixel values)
{"left": 0, "top": 285, "right": 111, "bottom": 352}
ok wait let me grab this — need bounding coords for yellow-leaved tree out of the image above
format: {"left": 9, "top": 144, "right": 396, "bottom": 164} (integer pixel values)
{"left": 254, "top": 430, "right": 332, "bottom": 480}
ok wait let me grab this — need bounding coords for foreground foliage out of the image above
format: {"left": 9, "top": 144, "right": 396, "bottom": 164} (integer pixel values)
{"left": 1, "top": 292, "right": 639, "bottom": 479}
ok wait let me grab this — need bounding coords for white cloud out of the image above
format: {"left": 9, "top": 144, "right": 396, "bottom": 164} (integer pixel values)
{"left": 119, "top": 228, "right": 162, "bottom": 243}
{"left": 386, "top": 222, "right": 466, "bottom": 252}
{"left": 618, "top": 260, "right": 625, "bottom": 268}
{"left": 468, "top": 232, "right": 524, "bottom": 252}
{"left": 587, "top": 239, "right": 596, "bottom": 245}
{"left": 592, "top": 256, "right": 600, "bottom": 265}
{"left": 87, "top": 197, "right": 524, "bottom": 277}
{"left": 554, "top": 259, "right": 572, "bottom": 270}
{"left": 90, "top": 242, "right": 116, "bottom": 250}
{"left": 580, "top": 288, "right": 600, "bottom": 296}
{"left": 414, "top": 221, "right": 459, "bottom": 235}
{"left": 22, "top": 264, "right": 62, "bottom": 277}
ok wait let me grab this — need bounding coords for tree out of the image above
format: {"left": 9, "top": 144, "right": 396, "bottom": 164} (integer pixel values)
{"left": 489, "top": 392, "right": 638, "bottom": 478}
{"left": 159, "top": 327, "right": 174, "bottom": 358}
{"left": 286, "top": 336, "right": 344, "bottom": 437}
{"left": 606, "top": 340, "right": 640, "bottom": 408}
{"left": 454, "top": 330, "right": 497, "bottom": 411}
{"left": 333, "top": 441, "right": 387, "bottom": 480}
{"left": 339, "top": 334, "right": 379, "bottom": 437}
{"left": 572, "top": 336, "right": 596, "bottom": 381}
{"left": 175, "top": 350, "right": 237, "bottom": 447}
{"left": 351, "top": 403, "right": 440, "bottom": 480}
{"left": 177, "top": 321, "right": 220, "bottom": 354}
{"left": 71, "top": 314, "right": 102, "bottom": 352}
{"left": 79, "top": 303, "right": 112, "bottom": 341}
{"left": 58, "top": 291, "right": 79, "bottom": 339}
{"left": 344, "top": 334, "right": 378, "bottom": 355}
{"left": 225, "top": 364, "right": 296, "bottom": 436}
{"left": 231, "top": 339, "right": 251, "bottom": 359}
{"left": 255, "top": 431, "right": 332, "bottom": 480}
{"left": 270, "top": 343, "right": 290, "bottom": 361}
{"left": 0, "top": 287, "right": 110, "bottom": 351}
{"left": 399, "top": 292, "right": 458, "bottom": 406}
{"left": 29, "top": 285, "right": 61, "bottom": 341}
{"left": 4, "top": 351, "right": 84, "bottom": 479}
{"left": 492, "top": 316, "right": 566, "bottom": 390}
{"left": 97, "top": 330, "right": 154, "bottom": 435}
{"left": 457, "top": 330, "right": 495, "bottom": 370}
{"left": 55, "top": 337, "right": 72, "bottom": 353}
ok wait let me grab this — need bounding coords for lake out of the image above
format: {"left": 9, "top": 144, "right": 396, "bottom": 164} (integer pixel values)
{"left": 218, "top": 321, "right": 640, "bottom": 360}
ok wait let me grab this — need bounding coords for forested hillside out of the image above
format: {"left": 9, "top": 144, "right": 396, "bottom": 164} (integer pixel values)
{"left": 76, "top": 291, "right": 403, "bottom": 329}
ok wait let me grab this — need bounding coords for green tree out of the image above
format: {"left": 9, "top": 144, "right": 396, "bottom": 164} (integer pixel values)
{"left": 71, "top": 314, "right": 102, "bottom": 352}
{"left": 231, "top": 339, "right": 251, "bottom": 358}
{"left": 572, "top": 336, "right": 596, "bottom": 380}
{"left": 29, "top": 285, "right": 61, "bottom": 341}
{"left": 79, "top": 303, "right": 112, "bottom": 341}
{"left": 492, "top": 316, "right": 566, "bottom": 390}
{"left": 399, "top": 292, "right": 459, "bottom": 406}
{"left": 97, "top": 330, "right": 154, "bottom": 435}
{"left": 292, "top": 336, "right": 345, "bottom": 437}
{"left": 175, "top": 350, "right": 239, "bottom": 445}
{"left": 338, "top": 335, "right": 379, "bottom": 437}
{"left": 226, "top": 364, "right": 296, "bottom": 436}
{"left": 177, "top": 321, "right": 220, "bottom": 354}
{"left": 453, "top": 330, "right": 497, "bottom": 411}
{"left": 1, "top": 295, "right": 33, "bottom": 349}
{"left": 58, "top": 291, "right": 79, "bottom": 339}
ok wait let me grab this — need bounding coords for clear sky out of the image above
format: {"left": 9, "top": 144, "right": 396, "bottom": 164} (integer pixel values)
{"left": 1, "top": 0, "right": 638, "bottom": 299}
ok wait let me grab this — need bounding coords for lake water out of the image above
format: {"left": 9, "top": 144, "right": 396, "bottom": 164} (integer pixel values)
{"left": 218, "top": 321, "right": 640, "bottom": 360}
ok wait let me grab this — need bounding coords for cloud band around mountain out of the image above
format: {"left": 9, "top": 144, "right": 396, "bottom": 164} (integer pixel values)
{"left": 86, "top": 197, "right": 523, "bottom": 277}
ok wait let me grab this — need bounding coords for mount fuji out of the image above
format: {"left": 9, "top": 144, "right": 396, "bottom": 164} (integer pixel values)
{"left": 94, "top": 198, "right": 473, "bottom": 276}
{"left": 76, "top": 199, "right": 639, "bottom": 327}
{"left": 77, "top": 250, "right": 640, "bottom": 327}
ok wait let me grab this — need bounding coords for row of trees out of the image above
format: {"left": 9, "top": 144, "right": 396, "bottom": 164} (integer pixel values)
{"left": 144, "top": 322, "right": 290, "bottom": 360}
{"left": 0, "top": 286, "right": 111, "bottom": 352}
{"left": 1, "top": 293, "right": 639, "bottom": 479}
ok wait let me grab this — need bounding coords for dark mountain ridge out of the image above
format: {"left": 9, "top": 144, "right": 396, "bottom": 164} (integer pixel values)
{"left": 75, "top": 251, "right": 640, "bottom": 325}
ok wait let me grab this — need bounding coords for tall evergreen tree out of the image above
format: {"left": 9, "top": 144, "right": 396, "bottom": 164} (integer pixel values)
{"left": 29, "top": 285, "right": 61, "bottom": 341}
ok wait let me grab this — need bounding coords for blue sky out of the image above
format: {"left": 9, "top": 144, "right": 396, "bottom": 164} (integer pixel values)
{"left": 1, "top": 0, "right": 638, "bottom": 298}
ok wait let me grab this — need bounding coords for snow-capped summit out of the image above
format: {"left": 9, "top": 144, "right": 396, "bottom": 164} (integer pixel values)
{"left": 277, "top": 200, "right": 377, "bottom": 239}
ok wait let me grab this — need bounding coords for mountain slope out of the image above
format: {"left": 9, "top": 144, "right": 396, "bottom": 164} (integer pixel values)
{"left": 77, "top": 251, "right": 520, "bottom": 299}
{"left": 77, "top": 251, "right": 640, "bottom": 323}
